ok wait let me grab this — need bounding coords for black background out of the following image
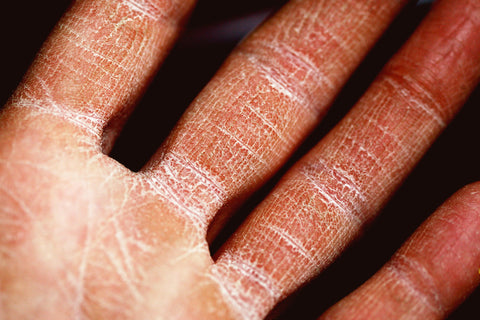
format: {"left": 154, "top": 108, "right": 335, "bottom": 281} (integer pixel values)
{"left": 0, "top": 1, "right": 479, "bottom": 319}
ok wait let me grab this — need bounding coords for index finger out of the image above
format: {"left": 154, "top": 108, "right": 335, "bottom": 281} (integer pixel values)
{"left": 2, "top": 0, "right": 196, "bottom": 151}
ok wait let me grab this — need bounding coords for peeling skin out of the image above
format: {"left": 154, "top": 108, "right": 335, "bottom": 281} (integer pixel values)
{"left": 213, "top": 0, "right": 480, "bottom": 318}
{"left": 145, "top": 0, "right": 409, "bottom": 229}
{"left": 5, "top": 0, "right": 195, "bottom": 149}
{"left": 1, "top": 0, "right": 480, "bottom": 319}
{"left": 144, "top": 150, "right": 228, "bottom": 230}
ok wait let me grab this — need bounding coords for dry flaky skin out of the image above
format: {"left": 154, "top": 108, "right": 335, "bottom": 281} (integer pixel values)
{"left": 213, "top": 0, "right": 480, "bottom": 318}
{"left": 0, "top": 0, "right": 480, "bottom": 320}
{"left": 145, "top": 0, "right": 409, "bottom": 232}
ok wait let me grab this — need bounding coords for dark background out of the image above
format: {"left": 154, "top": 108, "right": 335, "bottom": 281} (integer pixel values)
{"left": 1, "top": 1, "right": 478, "bottom": 319}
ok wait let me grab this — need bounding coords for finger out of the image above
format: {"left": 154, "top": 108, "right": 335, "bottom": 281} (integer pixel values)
{"left": 143, "top": 0, "right": 409, "bottom": 229}
{"left": 2, "top": 0, "right": 195, "bottom": 151}
{"left": 319, "top": 183, "right": 480, "bottom": 320}
{"left": 211, "top": 0, "right": 480, "bottom": 318}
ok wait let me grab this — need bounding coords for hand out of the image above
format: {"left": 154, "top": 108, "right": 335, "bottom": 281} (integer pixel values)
{"left": 1, "top": 0, "right": 479, "bottom": 319}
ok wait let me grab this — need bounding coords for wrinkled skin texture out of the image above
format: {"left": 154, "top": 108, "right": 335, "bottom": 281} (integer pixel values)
{"left": 1, "top": 0, "right": 480, "bottom": 319}
{"left": 0, "top": 110, "right": 232, "bottom": 319}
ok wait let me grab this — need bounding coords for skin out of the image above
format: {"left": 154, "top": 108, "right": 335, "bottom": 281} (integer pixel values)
{"left": 0, "top": 0, "right": 479, "bottom": 319}
{"left": 320, "top": 183, "right": 480, "bottom": 319}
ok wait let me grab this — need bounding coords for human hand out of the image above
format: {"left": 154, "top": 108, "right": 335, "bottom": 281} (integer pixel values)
{"left": 1, "top": 0, "right": 480, "bottom": 319}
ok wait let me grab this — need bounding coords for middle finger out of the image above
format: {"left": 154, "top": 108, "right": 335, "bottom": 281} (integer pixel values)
{"left": 142, "top": 0, "right": 409, "bottom": 230}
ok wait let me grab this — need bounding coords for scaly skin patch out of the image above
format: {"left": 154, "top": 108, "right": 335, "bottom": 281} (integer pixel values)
{"left": 1, "top": 0, "right": 480, "bottom": 319}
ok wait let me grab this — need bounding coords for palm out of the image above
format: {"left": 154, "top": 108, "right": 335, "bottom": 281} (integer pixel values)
{"left": 0, "top": 114, "right": 239, "bottom": 318}
{"left": 1, "top": 0, "right": 480, "bottom": 319}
